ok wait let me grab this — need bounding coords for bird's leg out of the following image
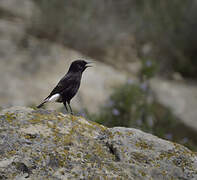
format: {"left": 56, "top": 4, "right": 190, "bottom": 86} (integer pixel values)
{"left": 63, "top": 102, "right": 68, "bottom": 113}
{"left": 67, "top": 101, "right": 73, "bottom": 115}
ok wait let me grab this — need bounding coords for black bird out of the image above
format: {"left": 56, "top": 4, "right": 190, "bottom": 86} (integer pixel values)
{"left": 37, "top": 60, "right": 91, "bottom": 114}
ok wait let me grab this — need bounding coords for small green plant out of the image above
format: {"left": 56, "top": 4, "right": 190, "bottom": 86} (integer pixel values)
{"left": 140, "top": 59, "right": 157, "bottom": 80}
{"left": 90, "top": 83, "right": 147, "bottom": 128}
{"left": 88, "top": 59, "right": 155, "bottom": 129}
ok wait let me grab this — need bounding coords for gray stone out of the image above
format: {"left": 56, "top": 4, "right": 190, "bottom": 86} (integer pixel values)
{"left": 0, "top": 107, "right": 196, "bottom": 179}
{"left": 150, "top": 78, "right": 197, "bottom": 132}
{"left": 0, "top": 0, "right": 37, "bottom": 20}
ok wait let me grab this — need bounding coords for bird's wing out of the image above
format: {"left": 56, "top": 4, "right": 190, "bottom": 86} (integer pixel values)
{"left": 45, "top": 74, "right": 71, "bottom": 99}
{"left": 45, "top": 73, "right": 79, "bottom": 100}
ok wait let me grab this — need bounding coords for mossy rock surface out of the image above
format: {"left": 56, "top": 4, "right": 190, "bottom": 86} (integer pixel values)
{"left": 0, "top": 106, "right": 197, "bottom": 179}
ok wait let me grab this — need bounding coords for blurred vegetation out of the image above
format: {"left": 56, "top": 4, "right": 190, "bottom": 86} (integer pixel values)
{"left": 30, "top": 0, "right": 197, "bottom": 78}
{"left": 27, "top": 1, "right": 197, "bottom": 149}
{"left": 135, "top": 1, "right": 197, "bottom": 78}
{"left": 88, "top": 85, "right": 197, "bottom": 150}
{"left": 87, "top": 59, "right": 197, "bottom": 150}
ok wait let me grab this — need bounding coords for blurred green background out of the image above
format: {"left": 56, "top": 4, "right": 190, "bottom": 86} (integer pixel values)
{"left": 1, "top": 0, "right": 197, "bottom": 150}
{"left": 30, "top": 0, "right": 197, "bottom": 78}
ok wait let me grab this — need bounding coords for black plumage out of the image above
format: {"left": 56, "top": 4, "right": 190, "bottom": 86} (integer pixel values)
{"left": 37, "top": 60, "right": 91, "bottom": 114}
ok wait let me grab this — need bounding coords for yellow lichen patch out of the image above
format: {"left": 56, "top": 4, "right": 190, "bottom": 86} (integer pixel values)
{"left": 20, "top": 124, "right": 52, "bottom": 137}
{"left": 135, "top": 140, "right": 153, "bottom": 150}
{"left": 84, "top": 153, "right": 92, "bottom": 161}
{"left": 21, "top": 147, "right": 29, "bottom": 153}
{"left": 173, "top": 142, "right": 192, "bottom": 156}
{"left": 105, "top": 163, "right": 119, "bottom": 173}
{"left": 78, "top": 117, "right": 95, "bottom": 127}
{"left": 76, "top": 153, "right": 81, "bottom": 158}
{"left": 29, "top": 113, "right": 57, "bottom": 124}
{"left": 51, "top": 123, "right": 60, "bottom": 134}
{"left": 79, "top": 123, "right": 97, "bottom": 135}
{"left": 158, "top": 151, "right": 174, "bottom": 160}
{"left": 70, "top": 115, "right": 78, "bottom": 122}
{"left": 88, "top": 121, "right": 107, "bottom": 131}
{"left": 131, "top": 152, "right": 149, "bottom": 164}
{"left": 59, "top": 125, "right": 79, "bottom": 146}
{"left": 28, "top": 117, "right": 42, "bottom": 124}
{"left": 24, "top": 134, "right": 36, "bottom": 139}
{"left": 114, "top": 131, "right": 123, "bottom": 136}
{"left": 162, "top": 170, "right": 167, "bottom": 176}
{"left": 126, "top": 131, "right": 133, "bottom": 136}
{"left": 54, "top": 123, "right": 70, "bottom": 135}
{"left": 61, "top": 135, "right": 73, "bottom": 145}
{"left": 4, "top": 112, "right": 16, "bottom": 123}
{"left": 62, "top": 149, "right": 69, "bottom": 157}
{"left": 93, "top": 143, "right": 108, "bottom": 158}
{"left": 151, "top": 161, "right": 161, "bottom": 168}
{"left": 108, "top": 131, "right": 114, "bottom": 139}
{"left": 138, "top": 170, "right": 147, "bottom": 177}
{"left": 173, "top": 143, "right": 185, "bottom": 152}
{"left": 57, "top": 114, "right": 67, "bottom": 121}
{"left": 7, "top": 150, "right": 17, "bottom": 156}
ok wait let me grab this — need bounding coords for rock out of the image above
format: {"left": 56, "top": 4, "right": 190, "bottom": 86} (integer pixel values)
{"left": 0, "top": 0, "right": 37, "bottom": 20}
{"left": 0, "top": 106, "right": 196, "bottom": 179}
{"left": 102, "top": 35, "right": 141, "bottom": 74}
{"left": 150, "top": 78, "right": 197, "bottom": 132}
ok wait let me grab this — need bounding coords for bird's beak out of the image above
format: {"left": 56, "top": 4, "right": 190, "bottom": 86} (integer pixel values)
{"left": 85, "top": 61, "right": 93, "bottom": 68}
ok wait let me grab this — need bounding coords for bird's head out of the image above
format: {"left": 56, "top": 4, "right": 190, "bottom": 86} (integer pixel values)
{"left": 68, "top": 60, "right": 92, "bottom": 73}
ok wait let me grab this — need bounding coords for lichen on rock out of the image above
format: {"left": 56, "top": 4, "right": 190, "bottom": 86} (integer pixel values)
{"left": 0, "top": 106, "right": 197, "bottom": 179}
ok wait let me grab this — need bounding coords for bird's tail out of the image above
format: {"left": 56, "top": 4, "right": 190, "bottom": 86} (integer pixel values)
{"left": 37, "top": 101, "right": 46, "bottom": 108}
